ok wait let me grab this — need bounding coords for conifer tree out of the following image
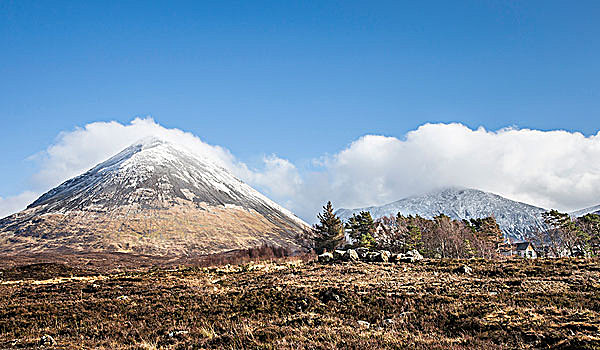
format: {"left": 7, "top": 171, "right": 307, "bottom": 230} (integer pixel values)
{"left": 468, "top": 217, "right": 504, "bottom": 258}
{"left": 405, "top": 222, "right": 423, "bottom": 252}
{"left": 347, "top": 211, "right": 376, "bottom": 248}
{"left": 313, "top": 201, "right": 345, "bottom": 253}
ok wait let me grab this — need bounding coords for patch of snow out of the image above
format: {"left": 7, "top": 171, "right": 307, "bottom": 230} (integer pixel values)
{"left": 20, "top": 136, "right": 311, "bottom": 231}
{"left": 336, "top": 187, "right": 547, "bottom": 240}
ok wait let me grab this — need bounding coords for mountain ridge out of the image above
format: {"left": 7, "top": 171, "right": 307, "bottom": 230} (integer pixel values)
{"left": 569, "top": 204, "right": 600, "bottom": 218}
{"left": 335, "top": 187, "right": 548, "bottom": 240}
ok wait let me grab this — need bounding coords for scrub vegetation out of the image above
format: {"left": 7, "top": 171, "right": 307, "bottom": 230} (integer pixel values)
{"left": 1, "top": 255, "right": 599, "bottom": 349}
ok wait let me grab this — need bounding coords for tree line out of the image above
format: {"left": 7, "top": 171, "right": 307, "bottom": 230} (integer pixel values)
{"left": 313, "top": 201, "right": 600, "bottom": 259}
{"left": 533, "top": 210, "right": 600, "bottom": 257}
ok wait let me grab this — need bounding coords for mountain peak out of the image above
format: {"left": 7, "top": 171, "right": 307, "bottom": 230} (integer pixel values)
{"left": 418, "top": 186, "right": 478, "bottom": 197}
{"left": 336, "top": 187, "right": 547, "bottom": 240}
{"left": 132, "top": 135, "right": 168, "bottom": 148}
{"left": 1, "top": 140, "right": 311, "bottom": 256}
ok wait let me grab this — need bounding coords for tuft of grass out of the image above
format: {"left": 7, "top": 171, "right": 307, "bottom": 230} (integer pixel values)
{"left": 198, "top": 323, "right": 217, "bottom": 340}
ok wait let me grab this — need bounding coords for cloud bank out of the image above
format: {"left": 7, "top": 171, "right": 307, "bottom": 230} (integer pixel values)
{"left": 0, "top": 118, "right": 298, "bottom": 218}
{"left": 0, "top": 191, "right": 39, "bottom": 218}
{"left": 298, "top": 124, "right": 600, "bottom": 219}
{"left": 2, "top": 119, "right": 600, "bottom": 223}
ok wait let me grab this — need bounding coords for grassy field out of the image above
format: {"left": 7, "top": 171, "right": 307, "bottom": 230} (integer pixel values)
{"left": 1, "top": 257, "right": 599, "bottom": 349}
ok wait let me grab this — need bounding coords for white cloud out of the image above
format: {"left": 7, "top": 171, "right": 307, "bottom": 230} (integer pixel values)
{"left": 0, "top": 191, "right": 40, "bottom": 218}
{"left": 297, "top": 123, "right": 600, "bottom": 220}
{"left": 3, "top": 119, "right": 600, "bottom": 224}
{"left": 28, "top": 118, "right": 240, "bottom": 189}
{"left": 243, "top": 155, "right": 303, "bottom": 198}
{"left": 2, "top": 117, "right": 299, "bottom": 219}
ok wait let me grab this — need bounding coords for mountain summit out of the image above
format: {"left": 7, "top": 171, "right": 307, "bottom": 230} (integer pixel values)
{"left": 336, "top": 187, "right": 547, "bottom": 240}
{"left": 0, "top": 137, "right": 311, "bottom": 255}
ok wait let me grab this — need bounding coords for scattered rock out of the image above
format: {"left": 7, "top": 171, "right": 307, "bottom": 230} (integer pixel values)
{"left": 457, "top": 265, "right": 473, "bottom": 275}
{"left": 357, "top": 320, "right": 371, "bottom": 328}
{"left": 320, "top": 248, "right": 423, "bottom": 264}
{"left": 40, "top": 334, "right": 56, "bottom": 346}
{"left": 366, "top": 251, "right": 390, "bottom": 263}
{"left": 356, "top": 247, "right": 369, "bottom": 259}
{"left": 344, "top": 249, "right": 359, "bottom": 262}
{"left": 333, "top": 250, "right": 346, "bottom": 261}
{"left": 168, "top": 330, "right": 189, "bottom": 338}
{"left": 318, "top": 252, "right": 333, "bottom": 263}
{"left": 366, "top": 252, "right": 380, "bottom": 262}
{"left": 406, "top": 249, "right": 423, "bottom": 261}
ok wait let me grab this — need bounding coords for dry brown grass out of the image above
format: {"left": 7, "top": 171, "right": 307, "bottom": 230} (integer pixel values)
{"left": 0, "top": 257, "right": 599, "bottom": 349}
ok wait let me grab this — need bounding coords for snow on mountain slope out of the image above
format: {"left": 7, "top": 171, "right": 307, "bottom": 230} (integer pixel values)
{"left": 335, "top": 187, "right": 547, "bottom": 240}
{"left": 0, "top": 137, "right": 311, "bottom": 255}
{"left": 570, "top": 204, "right": 600, "bottom": 218}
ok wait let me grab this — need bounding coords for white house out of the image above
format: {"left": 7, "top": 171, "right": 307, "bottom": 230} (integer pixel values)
{"left": 500, "top": 241, "right": 537, "bottom": 258}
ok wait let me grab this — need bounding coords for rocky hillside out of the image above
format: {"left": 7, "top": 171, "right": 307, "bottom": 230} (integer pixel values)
{"left": 0, "top": 137, "right": 312, "bottom": 256}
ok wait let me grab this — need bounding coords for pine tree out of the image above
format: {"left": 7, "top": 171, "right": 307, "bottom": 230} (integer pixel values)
{"left": 313, "top": 201, "right": 345, "bottom": 253}
{"left": 468, "top": 217, "right": 504, "bottom": 258}
{"left": 405, "top": 221, "right": 423, "bottom": 252}
{"left": 347, "top": 211, "right": 376, "bottom": 248}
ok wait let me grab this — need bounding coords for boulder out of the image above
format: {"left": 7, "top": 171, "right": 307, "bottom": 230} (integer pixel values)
{"left": 357, "top": 320, "right": 370, "bottom": 328}
{"left": 344, "top": 249, "right": 359, "bottom": 262}
{"left": 399, "top": 255, "right": 415, "bottom": 263}
{"left": 356, "top": 247, "right": 369, "bottom": 259}
{"left": 168, "top": 330, "right": 189, "bottom": 338}
{"left": 365, "top": 251, "right": 380, "bottom": 262}
{"left": 333, "top": 250, "right": 346, "bottom": 261}
{"left": 365, "top": 251, "right": 389, "bottom": 262}
{"left": 380, "top": 250, "right": 391, "bottom": 262}
{"left": 457, "top": 265, "right": 473, "bottom": 275}
{"left": 40, "top": 334, "right": 56, "bottom": 346}
{"left": 318, "top": 252, "right": 334, "bottom": 263}
{"left": 389, "top": 253, "right": 399, "bottom": 263}
{"left": 406, "top": 249, "right": 423, "bottom": 261}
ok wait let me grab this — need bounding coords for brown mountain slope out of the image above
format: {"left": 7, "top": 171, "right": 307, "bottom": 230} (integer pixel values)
{"left": 0, "top": 137, "right": 312, "bottom": 256}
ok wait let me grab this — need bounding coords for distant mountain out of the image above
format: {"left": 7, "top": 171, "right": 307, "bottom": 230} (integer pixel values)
{"left": 570, "top": 204, "right": 600, "bottom": 218}
{"left": 335, "top": 187, "right": 547, "bottom": 240}
{"left": 0, "top": 137, "right": 312, "bottom": 256}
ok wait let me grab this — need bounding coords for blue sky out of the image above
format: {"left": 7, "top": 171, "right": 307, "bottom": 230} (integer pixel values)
{"left": 1, "top": 1, "right": 600, "bottom": 218}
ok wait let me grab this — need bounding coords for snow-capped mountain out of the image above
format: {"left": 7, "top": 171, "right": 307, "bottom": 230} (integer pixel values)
{"left": 335, "top": 187, "right": 548, "bottom": 240}
{"left": 570, "top": 204, "right": 600, "bottom": 218}
{"left": 0, "top": 137, "right": 311, "bottom": 255}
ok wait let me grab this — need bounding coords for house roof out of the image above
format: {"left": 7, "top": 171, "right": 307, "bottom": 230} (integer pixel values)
{"left": 514, "top": 242, "right": 532, "bottom": 251}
